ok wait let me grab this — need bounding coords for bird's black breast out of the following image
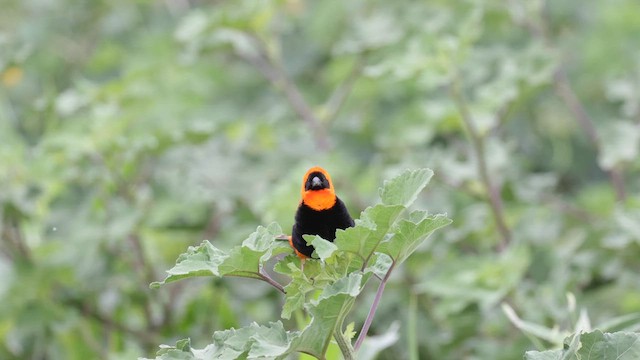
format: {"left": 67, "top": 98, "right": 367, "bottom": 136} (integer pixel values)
{"left": 291, "top": 197, "right": 354, "bottom": 257}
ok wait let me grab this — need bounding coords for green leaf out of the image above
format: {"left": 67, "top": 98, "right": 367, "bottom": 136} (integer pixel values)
{"left": 597, "top": 312, "right": 640, "bottom": 333}
{"left": 417, "top": 245, "right": 530, "bottom": 315}
{"left": 278, "top": 260, "right": 324, "bottom": 319}
{"left": 144, "top": 338, "right": 196, "bottom": 360}
{"left": 217, "top": 246, "right": 269, "bottom": 280}
{"left": 334, "top": 204, "right": 404, "bottom": 260}
{"left": 343, "top": 322, "right": 356, "bottom": 341}
{"left": 502, "top": 303, "right": 565, "bottom": 345}
{"left": 152, "top": 223, "right": 288, "bottom": 287}
{"left": 243, "top": 222, "right": 284, "bottom": 252}
{"left": 576, "top": 330, "right": 640, "bottom": 359}
{"left": 150, "top": 240, "right": 228, "bottom": 288}
{"left": 523, "top": 350, "right": 564, "bottom": 360}
{"left": 308, "top": 235, "right": 338, "bottom": 261}
{"left": 150, "top": 168, "right": 449, "bottom": 358}
{"left": 246, "top": 322, "right": 295, "bottom": 358}
{"left": 598, "top": 120, "right": 640, "bottom": 169}
{"left": 148, "top": 322, "right": 298, "bottom": 360}
{"left": 276, "top": 257, "right": 338, "bottom": 320}
{"left": 295, "top": 272, "right": 364, "bottom": 357}
{"left": 524, "top": 330, "right": 640, "bottom": 360}
{"left": 378, "top": 213, "right": 452, "bottom": 263}
{"left": 379, "top": 168, "right": 433, "bottom": 207}
{"left": 366, "top": 253, "right": 393, "bottom": 279}
{"left": 218, "top": 223, "right": 290, "bottom": 278}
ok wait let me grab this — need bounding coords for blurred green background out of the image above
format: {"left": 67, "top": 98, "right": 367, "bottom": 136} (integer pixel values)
{"left": 1, "top": 0, "right": 640, "bottom": 359}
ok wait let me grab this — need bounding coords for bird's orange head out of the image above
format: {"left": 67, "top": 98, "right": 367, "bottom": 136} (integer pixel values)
{"left": 300, "top": 166, "right": 336, "bottom": 211}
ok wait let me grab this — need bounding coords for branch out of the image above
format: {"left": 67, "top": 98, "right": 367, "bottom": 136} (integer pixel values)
{"left": 66, "top": 299, "right": 157, "bottom": 346}
{"left": 0, "top": 212, "right": 33, "bottom": 265}
{"left": 449, "top": 76, "right": 512, "bottom": 251}
{"left": 126, "top": 233, "right": 158, "bottom": 329}
{"left": 322, "top": 55, "right": 366, "bottom": 124}
{"left": 241, "top": 35, "right": 330, "bottom": 151}
{"left": 553, "top": 67, "right": 626, "bottom": 201}
{"left": 514, "top": 0, "right": 627, "bottom": 202}
{"left": 259, "top": 269, "right": 286, "bottom": 294}
{"left": 354, "top": 261, "right": 395, "bottom": 351}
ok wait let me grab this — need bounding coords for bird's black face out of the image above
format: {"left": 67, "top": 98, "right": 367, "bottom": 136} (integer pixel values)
{"left": 305, "top": 171, "right": 331, "bottom": 191}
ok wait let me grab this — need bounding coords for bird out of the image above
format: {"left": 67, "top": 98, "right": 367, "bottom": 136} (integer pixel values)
{"left": 289, "top": 166, "right": 355, "bottom": 258}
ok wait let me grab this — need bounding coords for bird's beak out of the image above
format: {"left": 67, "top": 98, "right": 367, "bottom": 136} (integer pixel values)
{"left": 311, "top": 176, "right": 322, "bottom": 189}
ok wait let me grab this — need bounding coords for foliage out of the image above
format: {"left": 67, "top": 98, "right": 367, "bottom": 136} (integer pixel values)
{"left": 525, "top": 330, "right": 640, "bottom": 360}
{"left": 1, "top": 0, "right": 640, "bottom": 359}
{"left": 148, "top": 169, "right": 451, "bottom": 359}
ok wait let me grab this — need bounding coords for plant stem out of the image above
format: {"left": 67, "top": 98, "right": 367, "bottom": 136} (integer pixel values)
{"left": 333, "top": 328, "right": 355, "bottom": 360}
{"left": 241, "top": 35, "right": 330, "bottom": 152}
{"left": 354, "top": 261, "right": 396, "bottom": 351}
{"left": 322, "top": 55, "right": 365, "bottom": 124}
{"left": 516, "top": 1, "right": 627, "bottom": 202}
{"left": 553, "top": 67, "right": 626, "bottom": 201}
{"left": 449, "top": 76, "right": 512, "bottom": 251}
{"left": 408, "top": 291, "right": 418, "bottom": 360}
{"left": 259, "top": 270, "right": 286, "bottom": 294}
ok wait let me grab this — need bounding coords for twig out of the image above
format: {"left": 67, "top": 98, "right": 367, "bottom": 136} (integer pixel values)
{"left": 239, "top": 34, "right": 366, "bottom": 152}
{"left": 515, "top": 0, "right": 627, "bottom": 202}
{"left": 544, "top": 196, "right": 594, "bottom": 222}
{"left": 259, "top": 269, "right": 286, "bottom": 294}
{"left": 241, "top": 35, "right": 330, "bottom": 151}
{"left": 163, "top": 0, "right": 190, "bottom": 16}
{"left": 202, "top": 209, "right": 222, "bottom": 240}
{"left": 0, "top": 213, "right": 33, "bottom": 264}
{"left": 322, "top": 55, "right": 365, "bottom": 124}
{"left": 126, "top": 233, "right": 158, "bottom": 329}
{"left": 91, "top": 309, "right": 156, "bottom": 347}
{"left": 408, "top": 291, "right": 419, "bottom": 360}
{"left": 553, "top": 67, "right": 626, "bottom": 201}
{"left": 449, "top": 76, "right": 512, "bottom": 251}
{"left": 66, "top": 299, "right": 157, "bottom": 346}
{"left": 354, "top": 261, "right": 396, "bottom": 351}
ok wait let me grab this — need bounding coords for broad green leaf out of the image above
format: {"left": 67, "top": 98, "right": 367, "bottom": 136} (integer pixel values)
{"left": 295, "top": 273, "right": 364, "bottom": 358}
{"left": 343, "top": 322, "right": 356, "bottom": 341}
{"left": 597, "top": 312, "right": 640, "bottom": 332}
{"left": 277, "top": 259, "right": 334, "bottom": 320}
{"left": 308, "top": 235, "right": 338, "bottom": 261}
{"left": 147, "top": 322, "right": 297, "bottom": 360}
{"left": 152, "top": 223, "right": 288, "bottom": 287}
{"left": 523, "top": 350, "right": 564, "bottom": 360}
{"left": 334, "top": 204, "right": 404, "bottom": 260}
{"left": 418, "top": 245, "right": 530, "bottom": 314}
{"left": 378, "top": 213, "right": 452, "bottom": 263}
{"left": 576, "top": 330, "right": 640, "bottom": 360}
{"left": 598, "top": 121, "right": 640, "bottom": 169}
{"left": 379, "top": 168, "right": 433, "bottom": 207}
{"left": 143, "top": 338, "right": 196, "bottom": 360}
{"left": 524, "top": 330, "right": 640, "bottom": 360}
{"left": 501, "top": 304, "right": 565, "bottom": 345}
{"left": 219, "top": 224, "right": 290, "bottom": 278}
{"left": 217, "top": 246, "right": 269, "bottom": 280}
{"left": 247, "top": 321, "right": 296, "bottom": 358}
{"left": 175, "top": 339, "right": 192, "bottom": 352}
{"left": 278, "top": 261, "right": 322, "bottom": 319}
{"left": 150, "top": 240, "right": 228, "bottom": 288}
{"left": 365, "top": 253, "right": 393, "bottom": 279}
{"left": 243, "top": 222, "right": 284, "bottom": 252}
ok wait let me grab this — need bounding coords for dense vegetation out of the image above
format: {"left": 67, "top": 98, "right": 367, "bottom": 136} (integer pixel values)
{"left": 1, "top": 0, "right": 639, "bottom": 359}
